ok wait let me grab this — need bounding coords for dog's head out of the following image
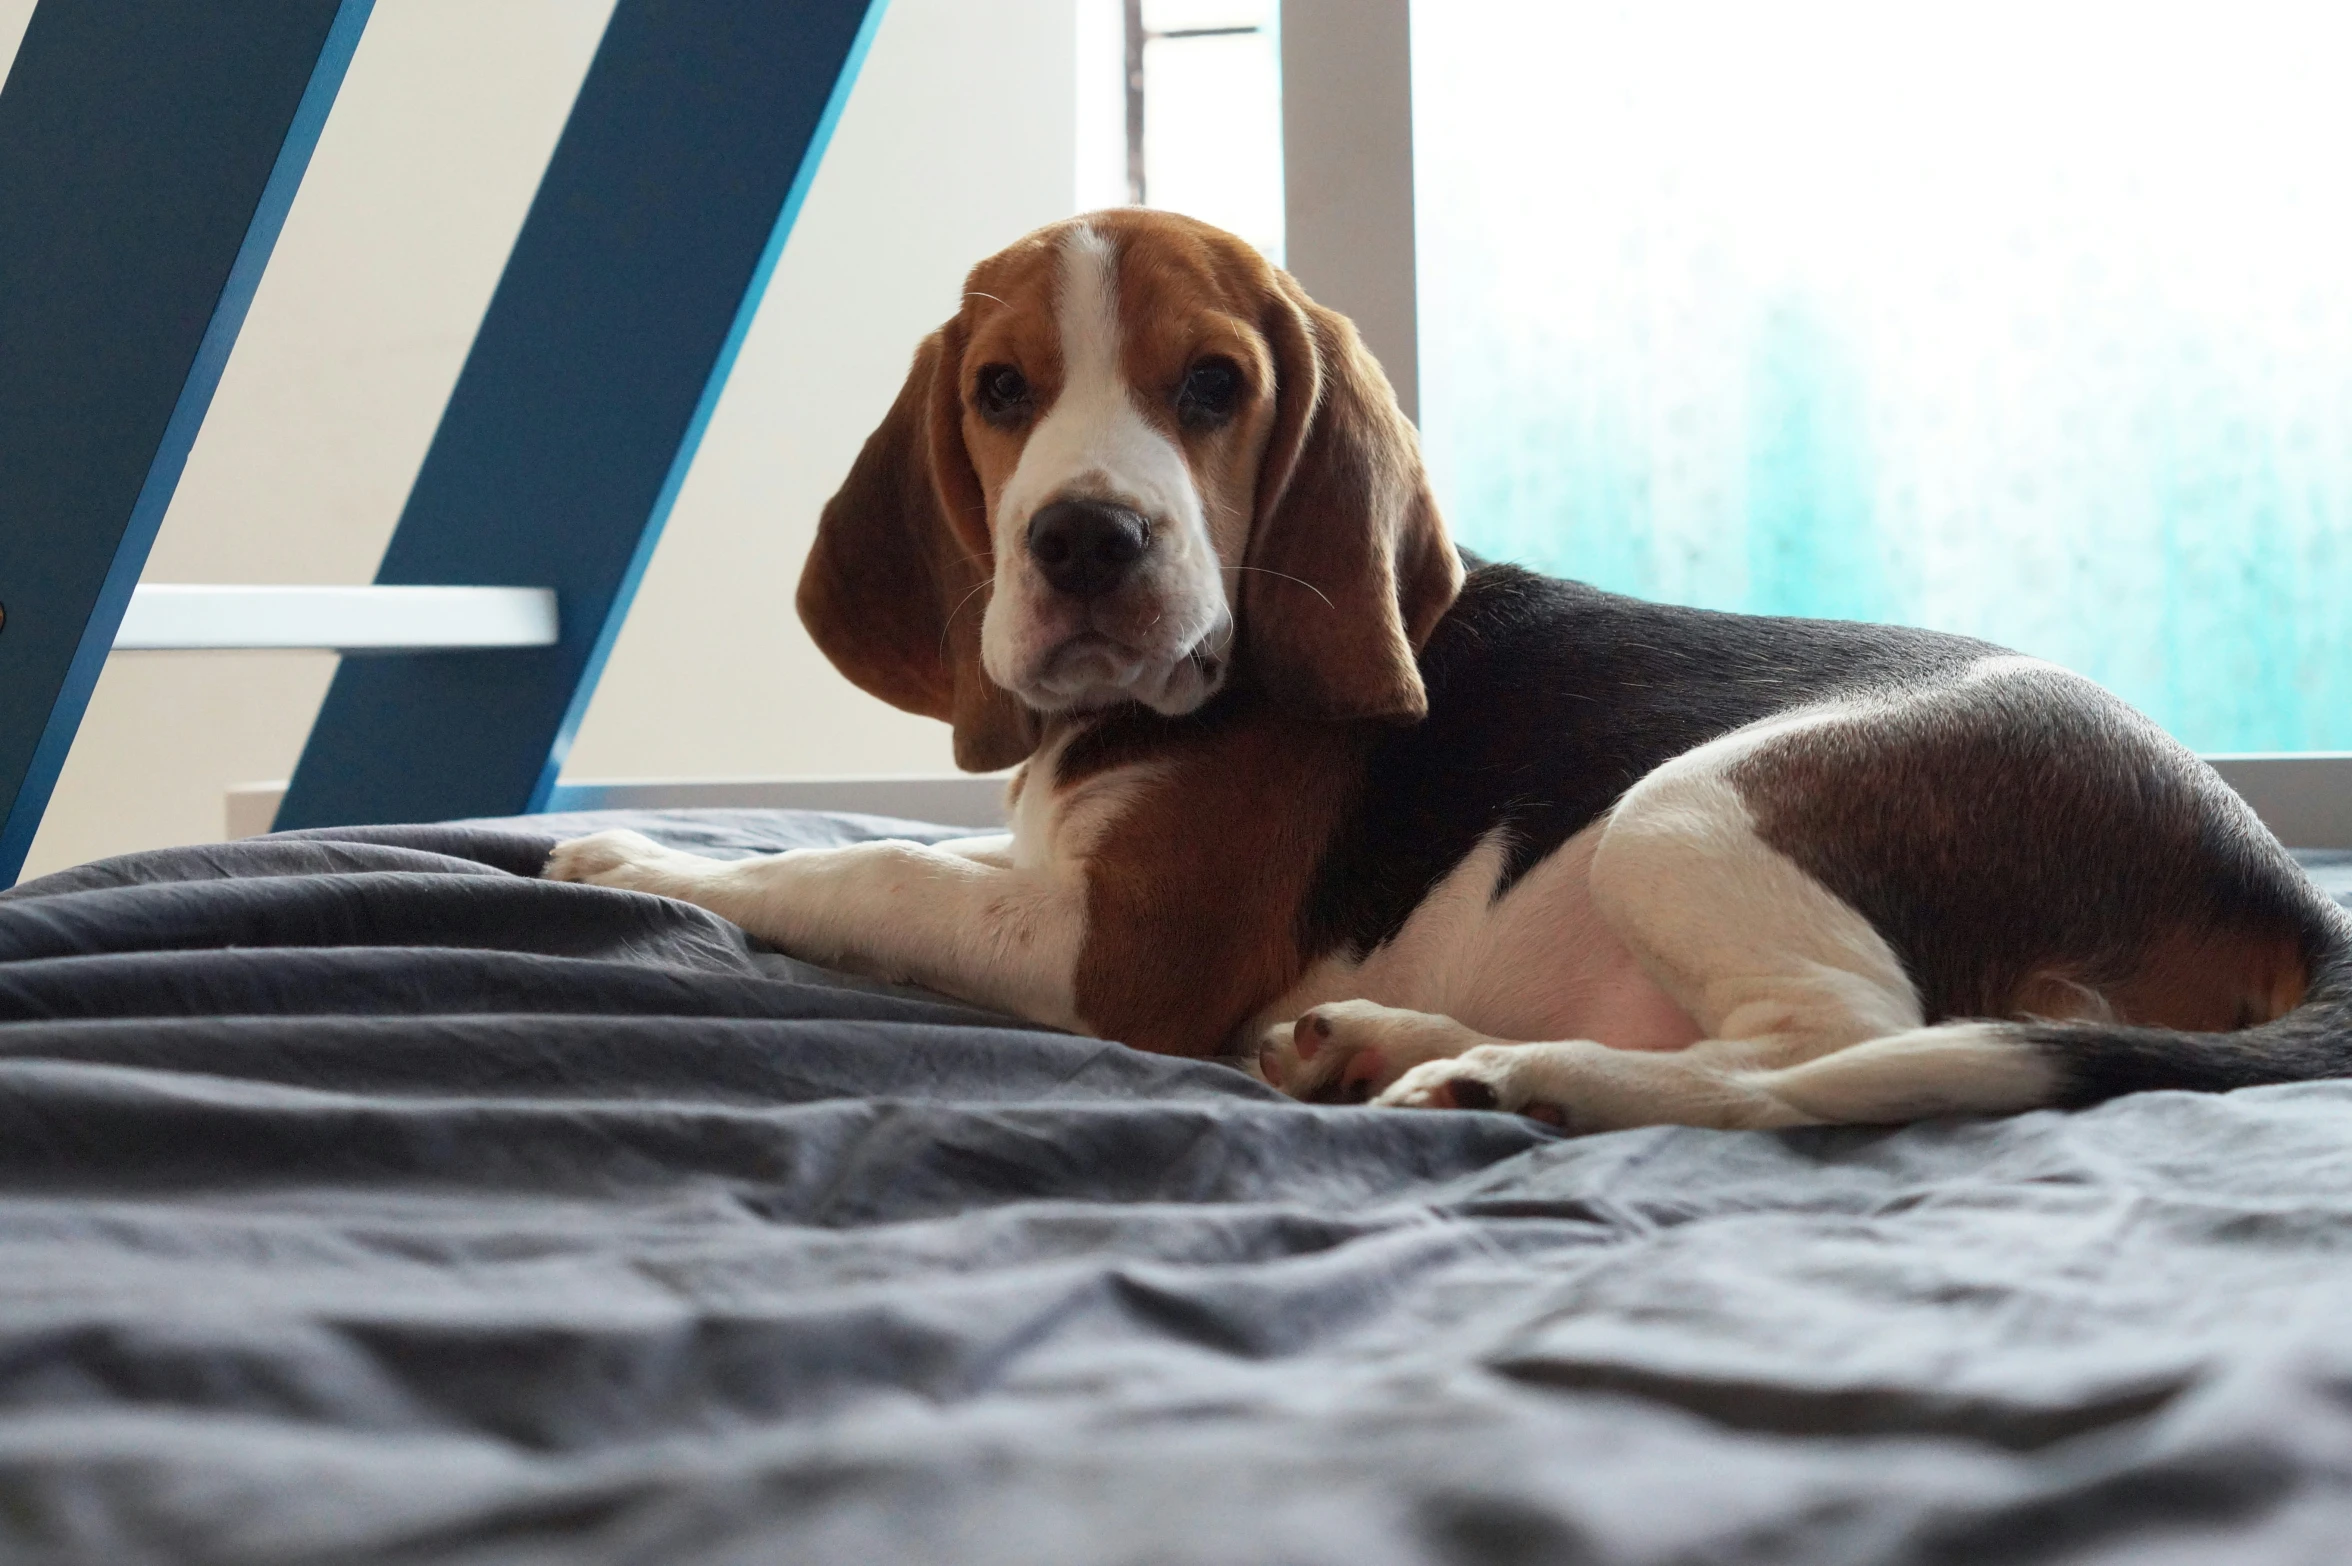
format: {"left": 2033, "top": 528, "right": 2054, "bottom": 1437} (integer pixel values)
{"left": 798, "top": 209, "right": 1462, "bottom": 770}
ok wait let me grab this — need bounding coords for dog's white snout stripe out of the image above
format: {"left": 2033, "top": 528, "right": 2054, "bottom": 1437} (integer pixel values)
{"left": 1003, "top": 225, "right": 1191, "bottom": 538}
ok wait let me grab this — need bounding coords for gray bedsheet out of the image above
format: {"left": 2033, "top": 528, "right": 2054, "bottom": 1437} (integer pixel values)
{"left": 4, "top": 812, "right": 2352, "bottom": 1565}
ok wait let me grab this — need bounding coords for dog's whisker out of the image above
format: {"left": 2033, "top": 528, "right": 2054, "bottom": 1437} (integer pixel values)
{"left": 1220, "top": 563, "right": 1335, "bottom": 610}
{"left": 937, "top": 578, "right": 992, "bottom": 660}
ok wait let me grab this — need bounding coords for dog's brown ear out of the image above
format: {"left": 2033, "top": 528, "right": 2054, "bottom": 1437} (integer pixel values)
{"left": 1243, "top": 271, "right": 1463, "bottom": 723}
{"left": 797, "top": 326, "right": 1038, "bottom": 771}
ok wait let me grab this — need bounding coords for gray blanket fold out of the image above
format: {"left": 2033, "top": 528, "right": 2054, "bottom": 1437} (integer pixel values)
{"left": 2, "top": 812, "right": 2350, "bottom": 1565}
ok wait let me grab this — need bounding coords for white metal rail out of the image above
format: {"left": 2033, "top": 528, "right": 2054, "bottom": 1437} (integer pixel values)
{"left": 115, "top": 585, "right": 558, "bottom": 653}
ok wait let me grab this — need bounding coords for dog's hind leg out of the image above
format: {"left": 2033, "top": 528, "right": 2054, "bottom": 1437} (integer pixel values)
{"left": 1286, "top": 664, "right": 2337, "bottom": 1129}
{"left": 1301, "top": 712, "right": 2064, "bottom": 1129}
{"left": 1373, "top": 1020, "right": 2057, "bottom": 1130}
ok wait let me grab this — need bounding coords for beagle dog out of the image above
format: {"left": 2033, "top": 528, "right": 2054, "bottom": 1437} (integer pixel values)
{"left": 545, "top": 209, "right": 2352, "bottom": 1132}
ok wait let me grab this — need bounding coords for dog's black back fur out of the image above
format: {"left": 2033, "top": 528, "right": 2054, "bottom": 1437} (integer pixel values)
{"left": 1302, "top": 559, "right": 1991, "bottom": 960}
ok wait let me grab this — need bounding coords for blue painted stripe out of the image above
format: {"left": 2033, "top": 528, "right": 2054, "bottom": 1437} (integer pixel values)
{"left": 529, "top": 0, "right": 892, "bottom": 809}
{"left": 0, "top": 0, "right": 374, "bottom": 885}
{"left": 277, "top": 0, "right": 889, "bottom": 831}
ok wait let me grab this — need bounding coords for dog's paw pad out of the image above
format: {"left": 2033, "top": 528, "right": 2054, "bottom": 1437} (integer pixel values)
{"left": 1447, "top": 1076, "right": 1499, "bottom": 1111}
{"left": 1331, "top": 1043, "right": 1389, "bottom": 1103}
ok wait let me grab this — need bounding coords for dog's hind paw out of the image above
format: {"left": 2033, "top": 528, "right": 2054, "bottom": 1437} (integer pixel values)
{"left": 1378, "top": 1045, "right": 1568, "bottom": 1126}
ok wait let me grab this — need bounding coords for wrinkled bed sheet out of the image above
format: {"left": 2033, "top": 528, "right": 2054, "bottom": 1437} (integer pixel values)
{"left": 4, "top": 813, "right": 2352, "bottom": 1565}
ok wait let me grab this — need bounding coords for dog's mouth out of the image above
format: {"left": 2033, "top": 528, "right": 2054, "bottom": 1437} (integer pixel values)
{"left": 1022, "top": 621, "right": 1230, "bottom": 715}
{"left": 981, "top": 539, "right": 1236, "bottom": 718}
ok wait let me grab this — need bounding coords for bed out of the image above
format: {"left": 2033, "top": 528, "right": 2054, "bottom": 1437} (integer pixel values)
{"left": 4, "top": 810, "right": 2352, "bottom": 1564}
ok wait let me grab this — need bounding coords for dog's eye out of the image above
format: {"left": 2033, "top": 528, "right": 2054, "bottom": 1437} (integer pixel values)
{"left": 975, "top": 363, "right": 1030, "bottom": 422}
{"left": 1176, "top": 357, "right": 1241, "bottom": 429}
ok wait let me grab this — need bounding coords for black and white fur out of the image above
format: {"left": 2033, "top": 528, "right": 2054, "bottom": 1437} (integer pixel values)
{"left": 1257, "top": 560, "right": 2352, "bottom": 1127}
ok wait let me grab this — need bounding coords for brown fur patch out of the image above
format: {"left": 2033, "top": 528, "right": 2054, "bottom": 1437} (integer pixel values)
{"left": 1063, "top": 692, "right": 1369, "bottom": 1056}
{"left": 2093, "top": 925, "right": 2307, "bottom": 1031}
{"left": 1730, "top": 661, "right": 2332, "bottom": 1032}
{"left": 956, "top": 231, "right": 1070, "bottom": 518}
{"left": 1237, "top": 260, "right": 1459, "bottom": 724}
{"left": 794, "top": 327, "right": 1037, "bottom": 771}
{"left": 1107, "top": 226, "right": 1283, "bottom": 570}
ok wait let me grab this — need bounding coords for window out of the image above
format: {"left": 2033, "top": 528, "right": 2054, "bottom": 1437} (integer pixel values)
{"left": 1413, "top": 2, "right": 2352, "bottom": 751}
{"left": 1077, "top": 0, "right": 1283, "bottom": 261}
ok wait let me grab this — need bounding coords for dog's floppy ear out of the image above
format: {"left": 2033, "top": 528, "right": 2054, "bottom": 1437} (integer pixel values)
{"left": 797, "top": 325, "right": 1038, "bottom": 771}
{"left": 1241, "top": 272, "right": 1463, "bottom": 723}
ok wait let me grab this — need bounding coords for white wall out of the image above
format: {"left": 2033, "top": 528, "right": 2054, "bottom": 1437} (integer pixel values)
{"left": 0, "top": 2, "right": 29, "bottom": 74}
{"left": 14, "top": 0, "right": 1075, "bottom": 880}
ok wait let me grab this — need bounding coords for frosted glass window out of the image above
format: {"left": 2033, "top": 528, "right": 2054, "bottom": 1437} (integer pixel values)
{"left": 1413, "top": 2, "right": 2352, "bottom": 751}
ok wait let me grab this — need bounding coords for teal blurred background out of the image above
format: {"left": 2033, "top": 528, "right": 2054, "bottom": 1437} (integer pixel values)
{"left": 1412, "top": 1, "right": 2352, "bottom": 751}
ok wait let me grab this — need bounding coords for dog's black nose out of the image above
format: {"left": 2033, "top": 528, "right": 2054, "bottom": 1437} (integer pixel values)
{"left": 1026, "top": 500, "right": 1150, "bottom": 600}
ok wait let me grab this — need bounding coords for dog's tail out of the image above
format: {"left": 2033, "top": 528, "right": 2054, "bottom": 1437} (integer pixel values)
{"left": 1758, "top": 910, "right": 2352, "bottom": 1125}
{"left": 2015, "top": 931, "right": 2352, "bottom": 1110}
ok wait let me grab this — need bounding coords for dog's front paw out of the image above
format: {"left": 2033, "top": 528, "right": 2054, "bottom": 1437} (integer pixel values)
{"left": 1377, "top": 1045, "right": 1568, "bottom": 1126}
{"left": 542, "top": 828, "right": 675, "bottom": 890}
{"left": 1259, "top": 999, "right": 1482, "bottom": 1104}
{"left": 1260, "top": 1004, "right": 1386, "bottom": 1104}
